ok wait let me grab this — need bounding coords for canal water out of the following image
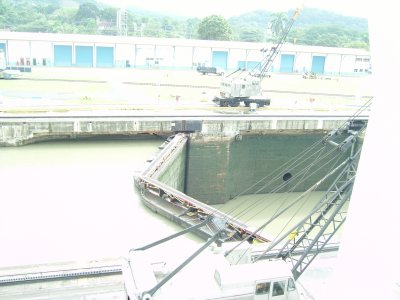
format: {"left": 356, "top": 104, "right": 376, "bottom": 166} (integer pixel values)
{"left": 0, "top": 138, "right": 202, "bottom": 268}
{"left": 0, "top": 138, "right": 343, "bottom": 271}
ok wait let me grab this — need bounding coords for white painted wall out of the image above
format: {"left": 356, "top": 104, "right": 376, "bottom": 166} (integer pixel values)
{"left": 115, "top": 44, "right": 134, "bottom": 67}
{"left": 324, "top": 54, "right": 342, "bottom": 74}
{"left": 294, "top": 52, "right": 312, "bottom": 73}
{"left": 7, "top": 41, "right": 30, "bottom": 65}
{"left": 30, "top": 41, "right": 53, "bottom": 66}
{"left": 246, "top": 49, "right": 263, "bottom": 62}
{"left": 193, "top": 47, "right": 212, "bottom": 66}
{"left": 174, "top": 46, "right": 193, "bottom": 68}
{"left": 339, "top": 55, "right": 356, "bottom": 75}
{"left": 2, "top": 33, "right": 371, "bottom": 75}
{"left": 134, "top": 44, "right": 155, "bottom": 67}
{"left": 155, "top": 45, "right": 174, "bottom": 67}
{"left": 228, "top": 49, "right": 247, "bottom": 69}
{"left": 354, "top": 56, "right": 371, "bottom": 73}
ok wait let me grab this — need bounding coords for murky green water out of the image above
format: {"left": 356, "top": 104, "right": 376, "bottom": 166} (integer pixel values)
{"left": 0, "top": 139, "right": 344, "bottom": 268}
{"left": 213, "top": 191, "right": 347, "bottom": 244}
{"left": 0, "top": 139, "right": 202, "bottom": 268}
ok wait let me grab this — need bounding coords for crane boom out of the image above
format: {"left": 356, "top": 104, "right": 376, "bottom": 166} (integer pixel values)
{"left": 258, "top": 8, "right": 301, "bottom": 80}
{"left": 251, "top": 119, "right": 368, "bottom": 280}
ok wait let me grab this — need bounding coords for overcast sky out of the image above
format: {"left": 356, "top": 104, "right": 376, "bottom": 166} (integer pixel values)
{"left": 98, "top": 0, "right": 370, "bottom": 18}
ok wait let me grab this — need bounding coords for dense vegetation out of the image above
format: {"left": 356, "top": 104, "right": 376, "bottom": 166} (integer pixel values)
{"left": 0, "top": 0, "right": 369, "bottom": 49}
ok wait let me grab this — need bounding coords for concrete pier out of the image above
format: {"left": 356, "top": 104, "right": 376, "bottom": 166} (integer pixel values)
{"left": 0, "top": 113, "right": 366, "bottom": 146}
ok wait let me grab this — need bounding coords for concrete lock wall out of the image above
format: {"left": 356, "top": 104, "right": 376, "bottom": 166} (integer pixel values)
{"left": 185, "top": 131, "right": 362, "bottom": 205}
{"left": 0, "top": 120, "right": 173, "bottom": 146}
{"left": 0, "top": 117, "right": 359, "bottom": 146}
{"left": 185, "top": 135, "right": 233, "bottom": 204}
{"left": 155, "top": 142, "right": 187, "bottom": 192}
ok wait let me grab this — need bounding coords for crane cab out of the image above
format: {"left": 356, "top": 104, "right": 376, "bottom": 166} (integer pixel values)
{"left": 220, "top": 75, "right": 262, "bottom": 99}
{"left": 213, "top": 259, "right": 300, "bottom": 300}
{"left": 125, "top": 244, "right": 301, "bottom": 300}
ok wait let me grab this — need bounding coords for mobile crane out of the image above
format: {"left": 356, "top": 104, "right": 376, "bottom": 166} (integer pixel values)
{"left": 213, "top": 8, "right": 301, "bottom": 108}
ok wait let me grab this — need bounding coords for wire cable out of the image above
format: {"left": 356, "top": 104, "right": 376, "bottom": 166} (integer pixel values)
{"left": 224, "top": 101, "right": 370, "bottom": 257}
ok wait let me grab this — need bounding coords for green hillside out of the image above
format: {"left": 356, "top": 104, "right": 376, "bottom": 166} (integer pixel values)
{"left": 0, "top": 0, "right": 369, "bottom": 49}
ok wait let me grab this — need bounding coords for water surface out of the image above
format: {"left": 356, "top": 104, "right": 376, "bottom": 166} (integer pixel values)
{"left": 0, "top": 139, "right": 202, "bottom": 267}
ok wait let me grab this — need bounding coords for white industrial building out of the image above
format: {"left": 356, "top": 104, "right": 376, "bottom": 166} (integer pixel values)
{"left": 0, "top": 31, "right": 371, "bottom": 75}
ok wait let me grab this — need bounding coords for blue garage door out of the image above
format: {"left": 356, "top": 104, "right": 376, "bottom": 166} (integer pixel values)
{"left": 96, "top": 46, "right": 114, "bottom": 67}
{"left": 54, "top": 45, "right": 72, "bottom": 67}
{"left": 75, "top": 46, "right": 93, "bottom": 67}
{"left": 212, "top": 51, "right": 227, "bottom": 70}
{"left": 0, "top": 43, "right": 7, "bottom": 64}
{"left": 238, "top": 61, "right": 261, "bottom": 70}
{"left": 280, "top": 54, "right": 295, "bottom": 73}
{"left": 237, "top": 61, "right": 246, "bottom": 69}
{"left": 311, "top": 56, "right": 325, "bottom": 74}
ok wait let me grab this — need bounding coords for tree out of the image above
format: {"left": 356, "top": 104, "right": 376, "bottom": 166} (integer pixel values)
{"left": 198, "top": 15, "right": 232, "bottom": 41}
{"left": 0, "top": 1, "right": 369, "bottom": 48}
{"left": 269, "top": 12, "right": 288, "bottom": 42}
{"left": 185, "top": 18, "right": 200, "bottom": 39}
{"left": 239, "top": 28, "right": 263, "bottom": 42}
{"left": 161, "top": 16, "right": 174, "bottom": 36}
{"left": 15, "top": 16, "right": 50, "bottom": 32}
{"left": 78, "top": 18, "right": 97, "bottom": 34}
{"left": 99, "top": 7, "right": 117, "bottom": 23}
{"left": 75, "top": 2, "right": 99, "bottom": 23}
{"left": 343, "top": 40, "right": 369, "bottom": 50}
{"left": 0, "top": 0, "right": 10, "bottom": 28}
{"left": 142, "top": 19, "right": 163, "bottom": 38}
{"left": 51, "top": 7, "right": 77, "bottom": 24}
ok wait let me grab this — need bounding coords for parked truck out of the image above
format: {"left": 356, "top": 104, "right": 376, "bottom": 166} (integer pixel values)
{"left": 196, "top": 65, "right": 225, "bottom": 76}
